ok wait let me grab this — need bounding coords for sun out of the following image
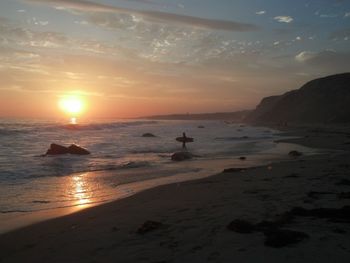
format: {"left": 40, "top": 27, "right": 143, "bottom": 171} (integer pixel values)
{"left": 59, "top": 96, "right": 84, "bottom": 115}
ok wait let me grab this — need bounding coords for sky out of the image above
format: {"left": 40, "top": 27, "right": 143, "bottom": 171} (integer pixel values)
{"left": 0, "top": 0, "right": 349, "bottom": 119}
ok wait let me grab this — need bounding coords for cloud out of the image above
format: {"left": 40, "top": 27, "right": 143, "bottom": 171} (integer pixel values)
{"left": 0, "top": 19, "right": 133, "bottom": 57}
{"left": 256, "top": 11, "right": 266, "bottom": 15}
{"left": 295, "top": 51, "right": 315, "bottom": 62}
{"left": 274, "top": 16, "right": 293, "bottom": 23}
{"left": 295, "top": 50, "right": 350, "bottom": 71}
{"left": 345, "top": 12, "right": 350, "bottom": 18}
{"left": 319, "top": 13, "right": 339, "bottom": 18}
{"left": 25, "top": 0, "right": 260, "bottom": 31}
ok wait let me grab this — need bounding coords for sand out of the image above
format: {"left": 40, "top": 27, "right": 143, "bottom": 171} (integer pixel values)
{"left": 1, "top": 125, "right": 350, "bottom": 263}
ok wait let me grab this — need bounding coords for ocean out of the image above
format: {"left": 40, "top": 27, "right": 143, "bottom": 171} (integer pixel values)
{"left": 0, "top": 119, "right": 316, "bottom": 230}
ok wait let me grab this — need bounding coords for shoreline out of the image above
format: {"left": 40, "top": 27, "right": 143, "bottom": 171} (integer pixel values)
{"left": 0, "top": 139, "right": 319, "bottom": 234}
{"left": 1, "top": 125, "right": 350, "bottom": 262}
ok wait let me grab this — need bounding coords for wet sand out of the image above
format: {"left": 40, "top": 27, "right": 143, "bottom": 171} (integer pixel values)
{"left": 1, "top": 125, "right": 350, "bottom": 262}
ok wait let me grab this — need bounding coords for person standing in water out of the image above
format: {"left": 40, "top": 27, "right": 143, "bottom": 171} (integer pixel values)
{"left": 175, "top": 132, "right": 194, "bottom": 149}
{"left": 182, "top": 132, "right": 187, "bottom": 149}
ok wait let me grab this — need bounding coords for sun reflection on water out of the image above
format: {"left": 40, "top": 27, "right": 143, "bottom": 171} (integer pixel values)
{"left": 70, "top": 117, "right": 77, "bottom": 124}
{"left": 72, "top": 173, "right": 91, "bottom": 207}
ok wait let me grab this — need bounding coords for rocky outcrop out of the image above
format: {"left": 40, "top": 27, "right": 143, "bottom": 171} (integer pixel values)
{"left": 288, "top": 150, "right": 303, "bottom": 157}
{"left": 45, "top": 143, "right": 90, "bottom": 155}
{"left": 67, "top": 144, "right": 90, "bottom": 155}
{"left": 45, "top": 143, "right": 70, "bottom": 155}
{"left": 142, "top": 133, "right": 156, "bottom": 137}
{"left": 249, "top": 73, "right": 350, "bottom": 124}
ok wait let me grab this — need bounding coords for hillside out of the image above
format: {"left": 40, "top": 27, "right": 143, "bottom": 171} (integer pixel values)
{"left": 249, "top": 73, "right": 350, "bottom": 124}
{"left": 144, "top": 110, "right": 251, "bottom": 121}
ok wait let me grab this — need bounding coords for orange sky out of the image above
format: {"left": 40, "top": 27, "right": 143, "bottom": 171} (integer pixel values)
{"left": 1, "top": 0, "right": 349, "bottom": 119}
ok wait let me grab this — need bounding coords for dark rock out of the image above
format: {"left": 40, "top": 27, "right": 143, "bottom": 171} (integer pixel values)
{"left": 288, "top": 150, "right": 302, "bottom": 157}
{"left": 45, "top": 143, "right": 70, "bottom": 155}
{"left": 332, "top": 228, "right": 347, "bottom": 234}
{"left": 336, "top": 179, "right": 350, "bottom": 186}
{"left": 142, "top": 133, "right": 156, "bottom": 137}
{"left": 227, "top": 219, "right": 256, "bottom": 233}
{"left": 290, "top": 206, "right": 350, "bottom": 222}
{"left": 197, "top": 125, "right": 205, "bottom": 128}
{"left": 171, "top": 151, "right": 194, "bottom": 161}
{"left": 264, "top": 229, "right": 309, "bottom": 248}
{"left": 45, "top": 143, "right": 90, "bottom": 155}
{"left": 223, "top": 168, "right": 247, "bottom": 173}
{"left": 239, "top": 156, "right": 246, "bottom": 160}
{"left": 307, "top": 191, "right": 333, "bottom": 199}
{"left": 256, "top": 213, "right": 295, "bottom": 231}
{"left": 137, "top": 220, "right": 163, "bottom": 234}
{"left": 67, "top": 144, "right": 90, "bottom": 155}
{"left": 338, "top": 192, "right": 350, "bottom": 199}
{"left": 285, "top": 173, "right": 299, "bottom": 178}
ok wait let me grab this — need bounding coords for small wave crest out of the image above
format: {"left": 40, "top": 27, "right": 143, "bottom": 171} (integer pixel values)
{"left": 215, "top": 136, "right": 273, "bottom": 141}
{"left": 119, "top": 161, "right": 152, "bottom": 169}
{"left": 23, "top": 160, "right": 152, "bottom": 179}
{"left": 0, "top": 128, "right": 29, "bottom": 136}
{"left": 0, "top": 120, "right": 159, "bottom": 134}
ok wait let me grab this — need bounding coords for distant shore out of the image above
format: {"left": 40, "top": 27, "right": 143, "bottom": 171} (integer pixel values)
{"left": 1, "top": 124, "right": 350, "bottom": 262}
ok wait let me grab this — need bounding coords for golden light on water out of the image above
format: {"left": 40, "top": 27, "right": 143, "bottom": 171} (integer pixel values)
{"left": 72, "top": 174, "right": 91, "bottom": 207}
{"left": 70, "top": 117, "right": 77, "bottom": 124}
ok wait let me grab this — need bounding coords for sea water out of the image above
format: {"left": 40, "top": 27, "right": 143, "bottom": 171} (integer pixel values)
{"left": 0, "top": 119, "right": 316, "bottom": 230}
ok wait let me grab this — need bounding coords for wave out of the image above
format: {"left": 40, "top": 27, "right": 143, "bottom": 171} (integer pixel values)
{"left": 19, "top": 160, "right": 153, "bottom": 179}
{"left": 130, "top": 148, "right": 177, "bottom": 154}
{"left": 215, "top": 136, "right": 274, "bottom": 141}
{"left": 0, "top": 199, "right": 110, "bottom": 214}
{"left": 52, "top": 121, "right": 159, "bottom": 131}
{"left": 119, "top": 161, "right": 152, "bottom": 169}
{"left": 0, "top": 120, "right": 159, "bottom": 135}
{"left": 0, "top": 128, "right": 30, "bottom": 136}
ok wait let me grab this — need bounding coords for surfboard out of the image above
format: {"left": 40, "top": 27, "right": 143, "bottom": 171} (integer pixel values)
{"left": 176, "top": 137, "right": 194, "bottom": 143}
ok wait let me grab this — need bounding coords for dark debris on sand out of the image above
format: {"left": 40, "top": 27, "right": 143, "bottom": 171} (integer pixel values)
{"left": 290, "top": 206, "right": 350, "bottom": 222}
{"left": 263, "top": 229, "right": 309, "bottom": 248}
{"left": 223, "top": 168, "right": 247, "bottom": 173}
{"left": 227, "top": 219, "right": 256, "bottom": 233}
{"left": 227, "top": 205, "right": 350, "bottom": 248}
{"left": 137, "top": 220, "right": 163, "bottom": 234}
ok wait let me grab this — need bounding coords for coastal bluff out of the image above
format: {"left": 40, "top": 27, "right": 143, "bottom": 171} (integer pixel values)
{"left": 249, "top": 73, "right": 350, "bottom": 124}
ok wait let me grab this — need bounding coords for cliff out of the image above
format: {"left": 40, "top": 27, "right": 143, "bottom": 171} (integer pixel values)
{"left": 249, "top": 73, "right": 350, "bottom": 124}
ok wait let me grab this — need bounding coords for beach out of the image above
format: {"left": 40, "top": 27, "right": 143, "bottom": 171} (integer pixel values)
{"left": 1, "top": 125, "right": 350, "bottom": 263}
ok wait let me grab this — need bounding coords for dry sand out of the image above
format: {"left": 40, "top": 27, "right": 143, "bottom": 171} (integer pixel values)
{"left": 1, "top": 125, "right": 350, "bottom": 263}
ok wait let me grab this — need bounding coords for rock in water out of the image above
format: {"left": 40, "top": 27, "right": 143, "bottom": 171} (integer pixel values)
{"left": 142, "top": 133, "right": 156, "bottom": 137}
{"left": 46, "top": 143, "right": 70, "bottom": 155}
{"left": 67, "top": 144, "right": 90, "bottom": 155}
{"left": 288, "top": 150, "right": 302, "bottom": 157}
{"left": 45, "top": 143, "right": 90, "bottom": 155}
{"left": 171, "top": 152, "right": 193, "bottom": 161}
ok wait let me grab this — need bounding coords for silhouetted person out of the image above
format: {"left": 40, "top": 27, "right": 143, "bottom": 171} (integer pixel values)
{"left": 176, "top": 132, "right": 193, "bottom": 149}
{"left": 182, "top": 132, "right": 187, "bottom": 149}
